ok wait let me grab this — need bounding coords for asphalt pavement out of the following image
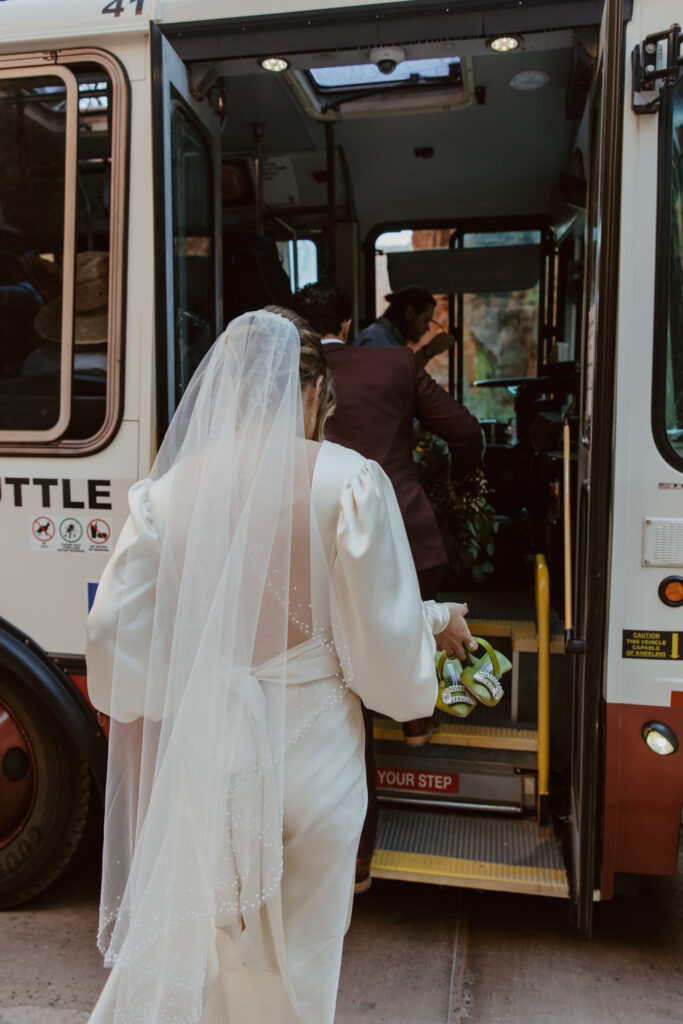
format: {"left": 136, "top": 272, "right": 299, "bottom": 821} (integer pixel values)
{"left": 1, "top": 835, "right": 681, "bottom": 1023}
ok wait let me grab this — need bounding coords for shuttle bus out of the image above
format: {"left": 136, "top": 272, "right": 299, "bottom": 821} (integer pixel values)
{"left": 0, "top": 0, "right": 681, "bottom": 933}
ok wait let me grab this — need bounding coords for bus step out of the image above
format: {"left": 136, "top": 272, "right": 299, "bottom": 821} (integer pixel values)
{"left": 376, "top": 752, "right": 534, "bottom": 812}
{"left": 372, "top": 806, "right": 568, "bottom": 898}
{"left": 374, "top": 719, "right": 538, "bottom": 752}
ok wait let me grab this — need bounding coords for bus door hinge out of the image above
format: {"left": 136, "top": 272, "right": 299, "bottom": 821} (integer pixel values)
{"left": 632, "top": 23, "right": 683, "bottom": 114}
{"left": 188, "top": 63, "right": 225, "bottom": 117}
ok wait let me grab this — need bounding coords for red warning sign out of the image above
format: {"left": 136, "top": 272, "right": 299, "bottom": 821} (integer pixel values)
{"left": 87, "top": 519, "right": 111, "bottom": 545}
{"left": 376, "top": 767, "right": 459, "bottom": 794}
{"left": 32, "top": 516, "right": 55, "bottom": 543}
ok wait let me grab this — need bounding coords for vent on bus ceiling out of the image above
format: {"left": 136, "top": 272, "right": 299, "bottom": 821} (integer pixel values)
{"left": 642, "top": 518, "right": 683, "bottom": 568}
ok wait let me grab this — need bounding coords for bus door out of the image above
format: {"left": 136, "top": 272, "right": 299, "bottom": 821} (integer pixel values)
{"left": 567, "top": 0, "right": 627, "bottom": 934}
{"left": 150, "top": 24, "right": 222, "bottom": 436}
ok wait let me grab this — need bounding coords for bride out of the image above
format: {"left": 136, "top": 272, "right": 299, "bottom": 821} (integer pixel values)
{"left": 86, "top": 308, "right": 471, "bottom": 1024}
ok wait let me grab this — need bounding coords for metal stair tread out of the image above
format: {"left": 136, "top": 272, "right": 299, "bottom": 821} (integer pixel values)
{"left": 374, "top": 719, "right": 538, "bottom": 751}
{"left": 467, "top": 617, "right": 531, "bottom": 638}
{"left": 511, "top": 624, "right": 565, "bottom": 654}
{"left": 467, "top": 618, "right": 565, "bottom": 654}
{"left": 372, "top": 806, "right": 568, "bottom": 898}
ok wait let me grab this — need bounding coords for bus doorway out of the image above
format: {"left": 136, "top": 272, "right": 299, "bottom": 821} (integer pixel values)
{"left": 157, "top": 0, "right": 627, "bottom": 926}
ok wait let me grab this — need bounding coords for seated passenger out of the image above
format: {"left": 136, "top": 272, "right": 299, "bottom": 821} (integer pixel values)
{"left": 25, "top": 250, "right": 109, "bottom": 376}
{"left": 0, "top": 208, "right": 44, "bottom": 377}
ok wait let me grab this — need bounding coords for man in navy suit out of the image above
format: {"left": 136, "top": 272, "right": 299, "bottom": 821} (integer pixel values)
{"left": 291, "top": 283, "right": 482, "bottom": 890}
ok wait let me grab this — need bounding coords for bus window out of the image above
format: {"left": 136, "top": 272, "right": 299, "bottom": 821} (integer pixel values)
{"left": 0, "top": 71, "right": 75, "bottom": 439}
{"left": 0, "top": 59, "right": 126, "bottom": 451}
{"left": 372, "top": 226, "right": 543, "bottom": 404}
{"left": 658, "top": 80, "right": 683, "bottom": 463}
{"left": 373, "top": 227, "right": 454, "bottom": 392}
{"left": 171, "top": 104, "right": 215, "bottom": 407}
{"left": 461, "top": 230, "right": 542, "bottom": 426}
{"left": 276, "top": 238, "right": 319, "bottom": 291}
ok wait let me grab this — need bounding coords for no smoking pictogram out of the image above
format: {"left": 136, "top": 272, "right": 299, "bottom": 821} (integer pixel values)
{"left": 87, "top": 519, "right": 111, "bottom": 545}
{"left": 32, "top": 516, "right": 55, "bottom": 542}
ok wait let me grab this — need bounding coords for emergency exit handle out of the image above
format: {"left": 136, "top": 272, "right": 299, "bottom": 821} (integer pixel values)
{"left": 563, "top": 420, "right": 586, "bottom": 655}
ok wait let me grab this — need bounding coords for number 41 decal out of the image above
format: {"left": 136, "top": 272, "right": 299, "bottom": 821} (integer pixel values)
{"left": 102, "top": 0, "right": 145, "bottom": 16}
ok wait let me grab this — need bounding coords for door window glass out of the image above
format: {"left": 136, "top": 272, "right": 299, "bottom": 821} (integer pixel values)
{"left": 171, "top": 105, "right": 214, "bottom": 407}
{"left": 661, "top": 82, "right": 683, "bottom": 461}
{"left": 276, "top": 238, "right": 318, "bottom": 291}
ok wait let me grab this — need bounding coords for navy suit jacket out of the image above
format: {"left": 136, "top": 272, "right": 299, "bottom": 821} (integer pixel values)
{"left": 323, "top": 342, "right": 482, "bottom": 573}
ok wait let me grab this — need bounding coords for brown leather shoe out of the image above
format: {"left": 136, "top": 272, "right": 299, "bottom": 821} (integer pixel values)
{"left": 402, "top": 715, "right": 439, "bottom": 747}
{"left": 354, "top": 856, "right": 372, "bottom": 894}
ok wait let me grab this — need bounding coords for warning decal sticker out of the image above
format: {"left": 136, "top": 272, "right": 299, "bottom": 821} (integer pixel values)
{"left": 622, "top": 630, "right": 680, "bottom": 660}
{"left": 31, "top": 516, "right": 55, "bottom": 544}
{"left": 376, "top": 767, "right": 460, "bottom": 794}
{"left": 87, "top": 519, "right": 111, "bottom": 545}
{"left": 29, "top": 515, "right": 112, "bottom": 553}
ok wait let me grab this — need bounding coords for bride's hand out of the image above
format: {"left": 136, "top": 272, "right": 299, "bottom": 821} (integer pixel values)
{"left": 434, "top": 602, "right": 475, "bottom": 661}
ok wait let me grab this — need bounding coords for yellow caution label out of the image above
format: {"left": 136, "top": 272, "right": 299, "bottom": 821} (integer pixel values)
{"left": 622, "top": 630, "right": 681, "bottom": 660}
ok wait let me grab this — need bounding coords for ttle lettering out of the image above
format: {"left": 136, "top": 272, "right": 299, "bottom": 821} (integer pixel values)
{"left": 0, "top": 478, "right": 112, "bottom": 510}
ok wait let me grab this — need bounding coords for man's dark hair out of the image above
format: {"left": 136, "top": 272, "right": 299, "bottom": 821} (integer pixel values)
{"left": 384, "top": 286, "right": 434, "bottom": 329}
{"left": 290, "top": 283, "right": 352, "bottom": 338}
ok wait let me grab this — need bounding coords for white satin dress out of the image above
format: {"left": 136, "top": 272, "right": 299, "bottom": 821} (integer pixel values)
{"left": 87, "top": 440, "right": 448, "bottom": 1024}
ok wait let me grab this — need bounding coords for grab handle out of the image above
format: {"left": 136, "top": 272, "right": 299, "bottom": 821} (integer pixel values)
{"left": 535, "top": 554, "right": 550, "bottom": 825}
{"left": 563, "top": 420, "right": 585, "bottom": 654}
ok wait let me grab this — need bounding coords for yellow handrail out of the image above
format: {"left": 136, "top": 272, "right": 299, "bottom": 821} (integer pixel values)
{"left": 561, "top": 420, "right": 585, "bottom": 654}
{"left": 535, "top": 554, "right": 550, "bottom": 825}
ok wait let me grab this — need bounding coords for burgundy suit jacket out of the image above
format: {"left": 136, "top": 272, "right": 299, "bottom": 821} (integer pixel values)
{"left": 324, "top": 342, "right": 482, "bottom": 573}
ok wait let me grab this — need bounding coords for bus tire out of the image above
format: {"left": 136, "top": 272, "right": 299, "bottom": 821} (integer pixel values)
{"left": 0, "top": 672, "right": 91, "bottom": 909}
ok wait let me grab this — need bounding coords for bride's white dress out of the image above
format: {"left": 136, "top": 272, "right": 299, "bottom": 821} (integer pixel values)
{"left": 87, "top": 440, "right": 447, "bottom": 1024}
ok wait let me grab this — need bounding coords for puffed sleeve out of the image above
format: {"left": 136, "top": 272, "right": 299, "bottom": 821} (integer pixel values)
{"left": 331, "top": 459, "right": 439, "bottom": 721}
{"left": 86, "top": 479, "right": 160, "bottom": 721}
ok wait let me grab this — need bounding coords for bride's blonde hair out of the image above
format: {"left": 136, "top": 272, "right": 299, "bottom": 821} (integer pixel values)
{"left": 266, "top": 305, "right": 336, "bottom": 441}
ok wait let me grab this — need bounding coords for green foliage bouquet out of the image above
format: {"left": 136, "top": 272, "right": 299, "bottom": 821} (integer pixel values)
{"left": 413, "top": 428, "right": 498, "bottom": 583}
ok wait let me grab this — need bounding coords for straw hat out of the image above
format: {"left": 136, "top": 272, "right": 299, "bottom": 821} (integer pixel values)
{"left": 34, "top": 251, "right": 109, "bottom": 345}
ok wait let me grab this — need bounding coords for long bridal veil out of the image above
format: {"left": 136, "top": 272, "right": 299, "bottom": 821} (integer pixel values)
{"left": 88, "top": 310, "right": 335, "bottom": 1022}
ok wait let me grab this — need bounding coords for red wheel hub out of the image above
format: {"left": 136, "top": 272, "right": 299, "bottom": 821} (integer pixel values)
{"left": 0, "top": 698, "right": 37, "bottom": 846}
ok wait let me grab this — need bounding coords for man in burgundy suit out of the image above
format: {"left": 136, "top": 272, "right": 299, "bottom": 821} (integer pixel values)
{"left": 291, "top": 283, "right": 482, "bottom": 890}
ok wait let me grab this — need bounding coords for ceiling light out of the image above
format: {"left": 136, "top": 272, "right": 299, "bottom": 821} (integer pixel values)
{"left": 510, "top": 70, "right": 549, "bottom": 91}
{"left": 487, "top": 34, "right": 522, "bottom": 53}
{"left": 259, "top": 57, "right": 290, "bottom": 73}
{"left": 642, "top": 721, "right": 679, "bottom": 756}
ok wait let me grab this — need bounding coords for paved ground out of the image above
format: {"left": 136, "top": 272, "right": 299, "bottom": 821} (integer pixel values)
{"left": 1, "top": 836, "right": 681, "bottom": 1023}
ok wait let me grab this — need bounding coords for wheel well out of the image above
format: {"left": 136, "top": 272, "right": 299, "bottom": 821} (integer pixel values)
{"left": 0, "top": 617, "right": 107, "bottom": 798}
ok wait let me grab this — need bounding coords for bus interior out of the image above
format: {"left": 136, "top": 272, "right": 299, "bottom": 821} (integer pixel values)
{"left": 183, "top": 16, "right": 600, "bottom": 899}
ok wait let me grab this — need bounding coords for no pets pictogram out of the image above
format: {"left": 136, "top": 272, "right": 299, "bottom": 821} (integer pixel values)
{"left": 32, "top": 516, "right": 55, "bottom": 543}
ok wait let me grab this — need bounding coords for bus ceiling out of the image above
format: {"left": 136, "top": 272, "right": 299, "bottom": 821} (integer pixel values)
{"left": 161, "top": 2, "right": 628, "bottom": 64}
{"left": 171, "top": 12, "right": 614, "bottom": 228}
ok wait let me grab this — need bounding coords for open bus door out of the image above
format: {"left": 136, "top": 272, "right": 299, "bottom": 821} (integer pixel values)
{"left": 150, "top": 23, "right": 223, "bottom": 437}
{"left": 567, "top": 0, "right": 626, "bottom": 934}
